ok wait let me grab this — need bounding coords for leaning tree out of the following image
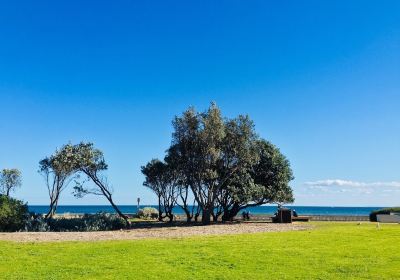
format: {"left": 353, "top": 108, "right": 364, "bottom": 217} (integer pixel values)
{"left": 71, "top": 142, "right": 129, "bottom": 224}
{"left": 39, "top": 144, "right": 77, "bottom": 218}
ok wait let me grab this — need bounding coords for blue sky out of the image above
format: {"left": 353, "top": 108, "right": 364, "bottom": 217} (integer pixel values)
{"left": 0, "top": 1, "right": 399, "bottom": 206}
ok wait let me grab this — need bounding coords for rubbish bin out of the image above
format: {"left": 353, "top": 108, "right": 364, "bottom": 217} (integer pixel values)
{"left": 274, "top": 208, "right": 292, "bottom": 223}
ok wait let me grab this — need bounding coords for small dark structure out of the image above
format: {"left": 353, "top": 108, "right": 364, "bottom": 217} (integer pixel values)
{"left": 272, "top": 208, "right": 311, "bottom": 223}
{"left": 272, "top": 208, "right": 292, "bottom": 223}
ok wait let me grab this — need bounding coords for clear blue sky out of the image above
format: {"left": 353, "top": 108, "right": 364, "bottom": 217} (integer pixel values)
{"left": 0, "top": 1, "right": 399, "bottom": 206}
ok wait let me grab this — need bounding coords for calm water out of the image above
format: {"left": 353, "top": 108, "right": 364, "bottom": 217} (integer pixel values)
{"left": 28, "top": 205, "right": 382, "bottom": 216}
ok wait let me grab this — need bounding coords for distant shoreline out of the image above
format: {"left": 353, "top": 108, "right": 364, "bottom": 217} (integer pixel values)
{"left": 49, "top": 213, "right": 370, "bottom": 222}
{"left": 28, "top": 205, "right": 382, "bottom": 216}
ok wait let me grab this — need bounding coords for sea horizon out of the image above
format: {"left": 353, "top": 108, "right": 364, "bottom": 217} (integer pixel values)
{"left": 28, "top": 205, "right": 386, "bottom": 216}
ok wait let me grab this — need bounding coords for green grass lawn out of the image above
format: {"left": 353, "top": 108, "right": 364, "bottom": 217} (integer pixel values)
{"left": 0, "top": 222, "right": 399, "bottom": 279}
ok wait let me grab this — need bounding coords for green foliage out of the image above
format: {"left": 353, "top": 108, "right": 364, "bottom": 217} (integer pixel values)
{"left": 39, "top": 144, "right": 78, "bottom": 218}
{"left": 252, "top": 139, "right": 294, "bottom": 204}
{"left": 370, "top": 207, "right": 400, "bottom": 221}
{"left": 145, "top": 103, "right": 294, "bottom": 224}
{"left": 142, "top": 159, "right": 168, "bottom": 196}
{"left": 41, "top": 142, "right": 128, "bottom": 222}
{"left": 137, "top": 207, "right": 159, "bottom": 220}
{"left": 69, "top": 143, "right": 128, "bottom": 222}
{"left": 0, "top": 195, "right": 29, "bottom": 232}
{"left": 141, "top": 160, "right": 178, "bottom": 221}
{"left": 24, "top": 214, "right": 50, "bottom": 232}
{"left": 63, "top": 142, "right": 110, "bottom": 198}
{"left": 0, "top": 168, "right": 22, "bottom": 197}
{"left": 169, "top": 103, "right": 264, "bottom": 223}
{"left": 39, "top": 144, "right": 77, "bottom": 177}
{"left": 71, "top": 142, "right": 108, "bottom": 174}
{"left": 0, "top": 223, "right": 399, "bottom": 279}
{"left": 47, "top": 213, "right": 128, "bottom": 232}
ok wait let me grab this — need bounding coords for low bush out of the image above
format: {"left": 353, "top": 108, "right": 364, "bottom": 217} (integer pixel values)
{"left": 0, "top": 195, "right": 29, "bottom": 232}
{"left": 24, "top": 213, "right": 50, "bottom": 232}
{"left": 82, "top": 213, "right": 128, "bottom": 231}
{"left": 370, "top": 207, "right": 400, "bottom": 222}
{"left": 23, "top": 212, "right": 128, "bottom": 232}
{"left": 47, "top": 212, "right": 128, "bottom": 232}
{"left": 138, "top": 207, "right": 159, "bottom": 220}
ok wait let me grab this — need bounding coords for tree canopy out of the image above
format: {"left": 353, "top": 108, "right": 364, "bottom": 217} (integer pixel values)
{"left": 40, "top": 142, "right": 128, "bottom": 223}
{"left": 142, "top": 159, "right": 179, "bottom": 222}
{"left": 39, "top": 144, "right": 77, "bottom": 218}
{"left": 0, "top": 168, "right": 22, "bottom": 197}
{"left": 143, "top": 103, "right": 294, "bottom": 224}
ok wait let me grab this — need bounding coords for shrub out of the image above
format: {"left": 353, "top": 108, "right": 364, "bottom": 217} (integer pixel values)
{"left": 370, "top": 207, "right": 400, "bottom": 222}
{"left": 0, "top": 195, "right": 29, "bottom": 232}
{"left": 82, "top": 213, "right": 127, "bottom": 231}
{"left": 47, "top": 212, "right": 128, "bottom": 232}
{"left": 138, "top": 207, "right": 159, "bottom": 220}
{"left": 24, "top": 213, "right": 50, "bottom": 232}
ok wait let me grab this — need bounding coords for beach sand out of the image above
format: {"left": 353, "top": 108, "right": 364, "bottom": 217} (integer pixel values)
{"left": 0, "top": 222, "right": 311, "bottom": 243}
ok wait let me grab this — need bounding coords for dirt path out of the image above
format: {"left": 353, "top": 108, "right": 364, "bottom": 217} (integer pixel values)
{"left": 0, "top": 222, "right": 311, "bottom": 243}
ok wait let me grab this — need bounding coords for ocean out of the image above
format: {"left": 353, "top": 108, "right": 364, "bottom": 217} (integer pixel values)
{"left": 28, "top": 205, "right": 382, "bottom": 216}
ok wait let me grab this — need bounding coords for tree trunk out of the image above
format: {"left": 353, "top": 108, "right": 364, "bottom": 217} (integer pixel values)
{"left": 211, "top": 212, "right": 216, "bottom": 222}
{"left": 105, "top": 194, "right": 130, "bottom": 226}
{"left": 202, "top": 208, "right": 211, "bottom": 225}
{"left": 179, "top": 187, "right": 192, "bottom": 223}
{"left": 45, "top": 209, "right": 52, "bottom": 219}
{"left": 87, "top": 173, "right": 130, "bottom": 226}
{"left": 45, "top": 200, "right": 56, "bottom": 219}
{"left": 53, "top": 199, "right": 59, "bottom": 216}
{"left": 177, "top": 203, "right": 192, "bottom": 223}
{"left": 222, "top": 204, "right": 241, "bottom": 222}
{"left": 212, "top": 211, "right": 221, "bottom": 222}
{"left": 158, "top": 196, "right": 163, "bottom": 221}
{"left": 183, "top": 208, "right": 192, "bottom": 222}
{"left": 45, "top": 205, "right": 52, "bottom": 219}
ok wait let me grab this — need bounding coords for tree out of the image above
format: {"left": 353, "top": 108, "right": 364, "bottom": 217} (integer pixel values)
{"left": 169, "top": 109, "right": 202, "bottom": 222}
{"left": 220, "top": 139, "right": 294, "bottom": 221}
{"left": 143, "top": 103, "right": 295, "bottom": 225}
{"left": 0, "top": 169, "right": 22, "bottom": 197}
{"left": 71, "top": 142, "right": 129, "bottom": 224}
{"left": 170, "top": 104, "right": 221, "bottom": 224}
{"left": 142, "top": 159, "right": 167, "bottom": 221}
{"left": 212, "top": 115, "right": 260, "bottom": 221}
{"left": 252, "top": 140, "right": 294, "bottom": 205}
{"left": 171, "top": 103, "right": 259, "bottom": 224}
{"left": 141, "top": 159, "right": 179, "bottom": 222}
{"left": 164, "top": 144, "right": 201, "bottom": 222}
{"left": 39, "top": 144, "right": 77, "bottom": 218}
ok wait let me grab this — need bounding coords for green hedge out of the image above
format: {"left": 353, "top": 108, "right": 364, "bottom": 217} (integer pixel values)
{"left": 0, "top": 195, "right": 29, "bottom": 232}
{"left": 25, "top": 213, "right": 128, "bottom": 232}
{"left": 47, "top": 213, "right": 128, "bottom": 232}
{"left": 370, "top": 207, "right": 400, "bottom": 222}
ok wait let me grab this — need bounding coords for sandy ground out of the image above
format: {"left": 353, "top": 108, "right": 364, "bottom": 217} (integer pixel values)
{"left": 0, "top": 222, "right": 311, "bottom": 243}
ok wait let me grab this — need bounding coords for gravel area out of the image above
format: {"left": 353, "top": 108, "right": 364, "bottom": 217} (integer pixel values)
{"left": 0, "top": 222, "right": 311, "bottom": 243}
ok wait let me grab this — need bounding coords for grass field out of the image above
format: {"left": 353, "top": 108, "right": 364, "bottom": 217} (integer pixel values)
{"left": 0, "top": 222, "right": 399, "bottom": 279}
